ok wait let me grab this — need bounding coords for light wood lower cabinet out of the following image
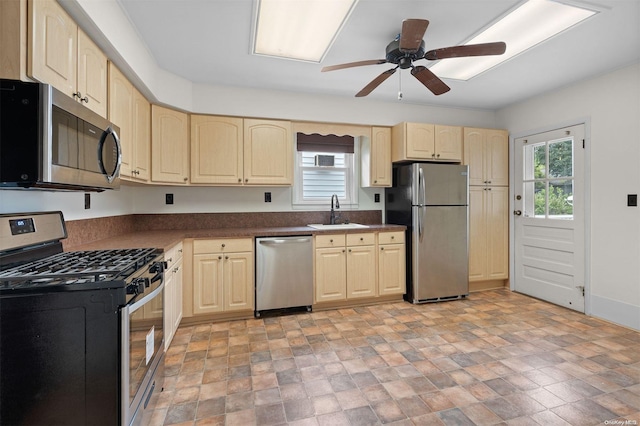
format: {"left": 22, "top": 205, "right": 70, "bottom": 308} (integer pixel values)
{"left": 315, "top": 233, "right": 378, "bottom": 302}
{"left": 314, "top": 232, "right": 405, "bottom": 304}
{"left": 164, "top": 242, "right": 183, "bottom": 350}
{"left": 192, "top": 238, "right": 253, "bottom": 315}
{"left": 468, "top": 186, "right": 509, "bottom": 282}
{"left": 378, "top": 231, "right": 406, "bottom": 296}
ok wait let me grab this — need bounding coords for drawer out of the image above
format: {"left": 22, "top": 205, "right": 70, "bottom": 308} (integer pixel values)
{"left": 193, "top": 238, "right": 253, "bottom": 254}
{"left": 378, "top": 231, "right": 405, "bottom": 245}
{"left": 165, "top": 241, "right": 183, "bottom": 267}
{"left": 315, "top": 234, "right": 346, "bottom": 249}
{"left": 346, "top": 233, "right": 375, "bottom": 246}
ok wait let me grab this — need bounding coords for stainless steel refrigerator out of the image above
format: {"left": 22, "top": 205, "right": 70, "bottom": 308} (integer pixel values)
{"left": 385, "top": 163, "right": 469, "bottom": 303}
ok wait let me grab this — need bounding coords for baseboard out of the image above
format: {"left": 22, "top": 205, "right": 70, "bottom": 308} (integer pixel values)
{"left": 469, "top": 279, "right": 507, "bottom": 292}
{"left": 591, "top": 294, "right": 640, "bottom": 331}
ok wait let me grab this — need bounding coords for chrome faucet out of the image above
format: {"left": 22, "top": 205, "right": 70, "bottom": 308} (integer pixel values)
{"left": 329, "top": 194, "right": 340, "bottom": 224}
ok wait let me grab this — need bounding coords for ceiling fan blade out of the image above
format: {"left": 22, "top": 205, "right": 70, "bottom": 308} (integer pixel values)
{"left": 411, "top": 66, "right": 450, "bottom": 96}
{"left": 399, "top": 19, "right": 429, "bottom": 53}
{"left": 424, "top": 42, "right": 506, "bottom": 60}
{"left": 321, "top": 59, "right": 387, "bottom": 72}
{"left": 355, "top": 68, "right": 397, "bottom": 97}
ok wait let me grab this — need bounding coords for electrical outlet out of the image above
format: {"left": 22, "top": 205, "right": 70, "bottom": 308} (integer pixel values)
{"left": 374, "top": 193, "right": 380, "bottom": 203}
{"left": 166, "top": 193, "right": 174, "bottom": 205}
{"left": 84, "top": 193, "right": 91, "bottom": 209}
{"left": 264, "top": 192, "right": 271, "bottom": 202}
{"left": 628, "top": 194, "right": 637, "bottom": 207}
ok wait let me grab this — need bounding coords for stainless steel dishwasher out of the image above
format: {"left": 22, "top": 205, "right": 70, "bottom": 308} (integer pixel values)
{"left": 255, "top": 236, "right": 313, "bottom": 317}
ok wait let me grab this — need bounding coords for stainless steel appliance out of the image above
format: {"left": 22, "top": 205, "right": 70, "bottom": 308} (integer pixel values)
{"left": 386, "top": 163, "right": 469, "bottom": 303}
{"left": 0, "top": 211, "right": 164, "bottom": 426}
{"left": 0, "top": 79, "right": 121, "bottom": 191}
{"left": 255, "top": 236, "right": 313, "bottom": 316}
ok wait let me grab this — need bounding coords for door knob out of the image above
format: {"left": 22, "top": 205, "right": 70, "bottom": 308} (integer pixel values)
{"left": 514, "top": 210, "right": 522, "bottom": 216}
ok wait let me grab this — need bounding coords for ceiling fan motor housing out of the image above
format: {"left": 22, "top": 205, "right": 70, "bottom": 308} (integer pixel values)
{"left": 386, "top": 39, "right": 426, "bottom": 69}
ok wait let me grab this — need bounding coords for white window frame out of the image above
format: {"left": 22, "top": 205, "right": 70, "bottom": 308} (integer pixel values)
{"left": 292, "top": 138, "right": 359, "bottom": 210}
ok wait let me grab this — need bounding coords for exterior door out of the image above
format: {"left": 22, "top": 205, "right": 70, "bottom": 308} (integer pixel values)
{"left": 513, "top": 124, "right": 585, "bottom": 312}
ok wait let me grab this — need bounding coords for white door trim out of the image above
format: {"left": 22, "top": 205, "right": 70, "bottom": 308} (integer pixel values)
{"left": 508, "top": 118, "right": 591, "bottom": 315}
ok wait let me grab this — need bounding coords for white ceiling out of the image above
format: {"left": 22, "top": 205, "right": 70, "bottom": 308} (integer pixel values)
{"left": 115, "top": 0, "right": 640, "bottom": 110}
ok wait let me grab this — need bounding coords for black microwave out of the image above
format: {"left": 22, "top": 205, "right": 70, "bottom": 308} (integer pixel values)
{"left": 0, "top": 79, "right": 121, "bottom": 191}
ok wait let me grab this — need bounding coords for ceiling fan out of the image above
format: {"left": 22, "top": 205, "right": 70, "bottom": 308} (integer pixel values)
{"left": 321, "top": 19, "right": 506, "bottom": 97}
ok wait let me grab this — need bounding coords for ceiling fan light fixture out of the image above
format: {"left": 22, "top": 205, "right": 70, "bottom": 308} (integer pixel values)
{"left": 252, "top": 0, "right": 358, "bottom": 62}
{"left": 429, "top": 0, "right": 599, "bottom": 81}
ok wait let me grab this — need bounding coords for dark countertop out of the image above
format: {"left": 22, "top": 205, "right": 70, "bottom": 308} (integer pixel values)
{"left": 70, "top": 224, "right": 406, "bottom": 252}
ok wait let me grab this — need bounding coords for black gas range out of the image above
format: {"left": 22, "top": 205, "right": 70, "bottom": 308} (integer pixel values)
{"left": 0, "top": 211, "right": 166, "bottom": 426}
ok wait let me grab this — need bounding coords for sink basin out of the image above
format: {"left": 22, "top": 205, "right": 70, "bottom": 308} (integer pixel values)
{"left": 307, "top": 223, "right": 369, "bottom": 230}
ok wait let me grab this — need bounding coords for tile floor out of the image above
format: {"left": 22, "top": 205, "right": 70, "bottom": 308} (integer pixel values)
{"left": 150, "top": 289, "right": 640, "bottom": 425}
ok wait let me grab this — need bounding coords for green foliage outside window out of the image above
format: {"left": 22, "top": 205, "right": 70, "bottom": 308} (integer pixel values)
{"left": 533, "top": 140, "right": 573, "bottom": 216}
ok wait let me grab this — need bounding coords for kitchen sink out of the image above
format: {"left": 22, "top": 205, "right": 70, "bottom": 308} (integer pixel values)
{"left": 307, "top": 223, "right": 369, "bottom": 230}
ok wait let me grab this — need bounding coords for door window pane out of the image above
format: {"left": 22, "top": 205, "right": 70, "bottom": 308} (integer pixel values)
{"left": 522, "top": 138, "right": 574, "bottom": 220}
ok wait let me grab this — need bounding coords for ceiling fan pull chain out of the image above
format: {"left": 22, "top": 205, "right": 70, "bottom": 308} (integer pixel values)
{"left": 398, "top": 69, "right": 403, "bottom": 100}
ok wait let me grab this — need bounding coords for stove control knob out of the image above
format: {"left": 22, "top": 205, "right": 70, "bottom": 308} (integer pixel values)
{"left": 126, "top": 279, "right": 144, "bottom": 295}
{"left": 149, "top": 261, "right": 167, "bottom": 274}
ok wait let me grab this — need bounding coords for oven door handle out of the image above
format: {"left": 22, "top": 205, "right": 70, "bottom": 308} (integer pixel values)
{"left": 128, "top": 279, "right": 164, "bottom": 314}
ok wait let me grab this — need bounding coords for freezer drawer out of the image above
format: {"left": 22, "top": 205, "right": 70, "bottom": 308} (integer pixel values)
{"left": 255, "top": 236, "right": 313, "bottom": 315}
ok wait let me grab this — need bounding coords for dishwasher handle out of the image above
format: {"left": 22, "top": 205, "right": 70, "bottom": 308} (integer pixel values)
{"left": 258, "top": 237, "right": 311, "bottom": 245}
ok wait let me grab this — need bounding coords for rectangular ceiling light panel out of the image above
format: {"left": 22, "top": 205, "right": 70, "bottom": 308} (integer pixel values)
{"left": 430, "top": 0, "right": 599, "bottom": 80}
{"left": 253, "top": 0, "right": 358, "bottom": 62}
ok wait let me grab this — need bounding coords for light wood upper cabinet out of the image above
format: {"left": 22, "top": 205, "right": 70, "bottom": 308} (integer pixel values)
{"left": 464, "top": 127, "right": 509, "bottom": 186}
{"left": 392, "top": 122, "right": 462, "bottom": 162}
{"left": 191, "top": 117, "right": 292, "bottom": 186}
{"left": 191, "top": 115, "right": 243, "bottom": 184}
{"left": 468, "top": 186, "right": 509, "bottom": 282}
{"left": 109, "top": 63, "right": 150, "bottom": 182}
{"left": 243, "top": 119, "right": 292, "bottom": 185}
{"left": 29, "top": 0, "right": 107, "bottom": 117}
{"left": 132, "top": 88, "right": 151, "bottom": 181}
{"left": 361, "top": 126, "right": 391, "bottom": 187}
{"left": 151, "top": 105, "right": 189, "bottom": 184}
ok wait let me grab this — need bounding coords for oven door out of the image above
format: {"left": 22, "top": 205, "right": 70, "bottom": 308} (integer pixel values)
{"left": 121, "top": 266, "right": 165, "bottom": 426}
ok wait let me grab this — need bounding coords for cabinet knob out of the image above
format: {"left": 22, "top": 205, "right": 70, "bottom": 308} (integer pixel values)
{"left": 381, "top": 247, "right": 384, "bottom": 251}
{"left": 178, "top": 249, "right": 183, "bottom": 253}
{"left": 218, "top": 255, "right": 222, "bottom": 260}
{"left": 225, "top": 256, "right": 229, "bottom": 260}
{"left": 330, "top": 239, "right": 333, "bottom": 243}
{"left": 342, "top": 249, "right": 345, "bottom": 253}
{"left": 238, "top": 178, "right": 242, "bottom": 182}
{"left": 374, "top": 180, "right": 377, "bottom": 183}
{"left": 431, "top": 153, "right": 436, "bottom": 158}
{"left": 221, "top": 243, "right": 226, "bottom": 248}
{"left": 437, "top": 154, "right": 440, "bottom": 158}
{"left": 391, "top": 236, "right": 395, "bottom": 240}
{"left": 245, "top": 178, "right": 248, "bottom": 182}
{"left": 348, "top": 249, "right": 352, "bottom": 252}
{"left": 487, "top": 180, "right": 492, "bottom": 184}
{"left": 183, "top": 177, "right": 188, "bottom": 182}
{"left": 360, "top": 237, "right": 363, "bottom": 241}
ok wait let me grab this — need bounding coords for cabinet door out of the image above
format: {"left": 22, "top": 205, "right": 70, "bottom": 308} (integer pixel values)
{"left": 151, "top": 105, "right": 189, "bottom": 184}
{"left": 193, "top": 254, "right": 224, "bottom": 314}
{"left": 370, "top": 127, "right": 391, "bottom": 186}
{"left": 191, "top": 115, "right": 243, "bottom": 184}
{"left": 77, "top": 30, "right": 107, "bottom": 117}
{"left": 435, "top": 125, "right": 462, "bottom": 161}
{"left": 243, "top": 119, "right": 292, "bottom": 185}
{"left": 315, "top": 247, "right": 346, "bottom": 302}
{"left": 163, "top": 265, "right": 175, "bottom": 350}
{"left": 173, "top": 256, "right": 183, "bottom": 331}
{"left": 108, "top": 63, "right": 134, "bottom": 178}
{"left": 346, "top": 245, "right": 376, "bottom": 299}
{"left": 378, "top": 244, "right": 406, "bottom": 295}
{"left": 132, "top": 88, "right": 151, "bottom": 181}
{"left": 486, "top": 186, "right": 509, "bottom": 279}
{"left": 463, "top": 128, "right": 486, "bottom": 186}
{"left": 224, "top": 252, "right": 253, "bottom": 311}
{"left": 29, "top": 0, "right": 77, "bottom": 97}
{"left": 468, "top": 186, "right": 488, "bottom": 281}
{"left": 405, "top": 122, "right": 435, "bottom": 159}
{"left": 485, "top": 129, "right": 509, "bottom": 186}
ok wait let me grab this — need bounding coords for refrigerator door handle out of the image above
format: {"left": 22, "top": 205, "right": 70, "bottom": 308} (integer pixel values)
{"left": 418, "top": 207, "right": 424, "bottom": 242}
{"left": 418, "top": 167, "right": 426, "bottom": 206}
